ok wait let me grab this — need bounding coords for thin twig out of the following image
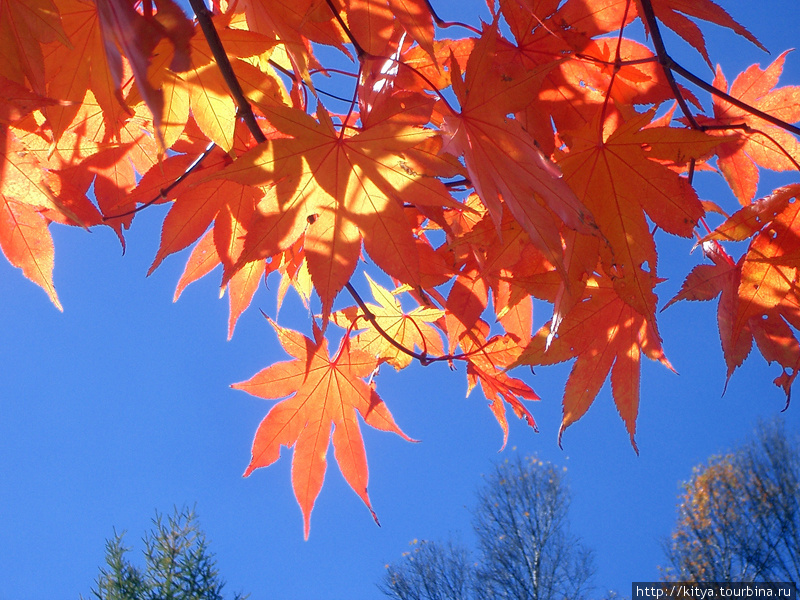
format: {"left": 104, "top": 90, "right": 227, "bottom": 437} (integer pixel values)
{"left": 640, "top": 0, "right": 800, "bottom": 138}
{"left": 103, "top": 142, "right": 217, "bottom": 221}
{"left": 345, "top": 282, "right": 433, "bottom": 365}
{"left": 344, "top": 282, "right": 473, "bottom": 366}
{"left": 420, "top": 0, "right": 480, "bottom": 34}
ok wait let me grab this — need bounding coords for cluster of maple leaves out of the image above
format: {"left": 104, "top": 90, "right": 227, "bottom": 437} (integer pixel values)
{"left": 2, "top": 0, "right": 799, "bottom": 535}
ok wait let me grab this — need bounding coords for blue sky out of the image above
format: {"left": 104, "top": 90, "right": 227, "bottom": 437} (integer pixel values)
{"left": 1, "top": 1, "right": 800, "bottom": 599}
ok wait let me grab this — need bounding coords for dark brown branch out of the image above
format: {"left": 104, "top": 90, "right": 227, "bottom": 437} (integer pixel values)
{"left": 420, "top": 0, "right": 480, "bottom": 33}
{"left": 637, "top": 0, "right": 700, "bottom": 129}
{"left": 324, "top": 0, "right": 367, "bottom": 59}
{"left": 444, "top": 178, "right": 472, "bottom": 189}
{"left": 640, "top": 0, "right": 800, "bottom": 139}
{"left": 188, "top": 0, "right": 267, "bottom": 144}
{"left": 344, "top": 282, "right": 473, "bottom": 366}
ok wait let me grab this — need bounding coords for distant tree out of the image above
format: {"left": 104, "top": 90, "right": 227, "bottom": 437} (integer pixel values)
{"left": 380, "top": 539, "right": 475, "bottom": 600}
{"left": 380, "top": 455, "right": 595, "bottom": 600}
{"left": 86, "top": 506, "right": 247, "bottom": 600}
{"left": 473, "top": 455, "right": 595, "bottom": 600}
{"left": 663, "top": 420, "right": 800, "bottom": 583}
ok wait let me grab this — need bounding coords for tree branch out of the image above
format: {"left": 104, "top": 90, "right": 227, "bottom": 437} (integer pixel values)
{"left": 187, "top": 0, "right": 267, "bottom": 144}
{"left": 637, "top": 0, "right": 700, "bottom": 129}
{"left": 640, "top": 0, "right": 800, "bottom": 137}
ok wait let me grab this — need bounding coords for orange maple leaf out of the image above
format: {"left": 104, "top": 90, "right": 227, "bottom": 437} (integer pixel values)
{"left": 636, "top": 0, "right": 765, "bottom": 67}
{"left": 217, "top": 102, "right": 458, "bottom": 317}
{"left": 173, "top": 228, "right": 221, "bottom": 302}
{"left": 0, "top": 195, "right": 61, "bottom": 310}
{"left": 557, "top": 108, "right": 724, "bottom": 321}
{"left": 668, "top": 210, "right": 800, "bottom": 405}
{"left": 463, "top": 331, "right": 539, "bottom": 449}
{"left": 441, "top": 25, "right": 596, "bottom": 275}
{"left": 665, "top": 240, "right": 751, "bottom": 380}
{"left": 232, "top": 0, "right": 347, "bottom": 87}
{"left": 338, "top": 0, "right": 436, "bottom": 61}
{"left": 515, "top": 274, "right": 672, "bottom": 450}
{"left": 698, "top": 184, "right": 800, "bottom": 342}
{"left": 148, "top": 179, "right": 261, "bottom": 275}
{"left": 696, "top": 52, "right": 800, "bottom": 204}
{"left": 0, "top": 0, "right": 69, "bottom": 95}
{"left": 232, "top": 318, "right": 413, "bottom": 538}
{"left": 94, "top": 0, "right": 193, "bottom": 145}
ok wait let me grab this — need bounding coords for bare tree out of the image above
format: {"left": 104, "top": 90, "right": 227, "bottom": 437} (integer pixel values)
{"left": 473, "top": 455, "right": 594, "bottom": 600}
{"left": 664, "top": 420, "right": 800, "bottom": 583}
{"left": 379, "top": 455, "right": 595, "bottom": 600}
{"left": 380, "top": 539, "right": 475, "bottom": 600}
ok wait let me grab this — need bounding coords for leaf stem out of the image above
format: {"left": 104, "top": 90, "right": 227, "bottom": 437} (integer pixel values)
{"left": 345, "top": 282, "right": 434, "bottom": 364}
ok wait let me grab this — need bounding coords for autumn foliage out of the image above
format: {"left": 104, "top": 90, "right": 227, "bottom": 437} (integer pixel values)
{"left": 2, "top": 0, "right": 799, "bottom": 535}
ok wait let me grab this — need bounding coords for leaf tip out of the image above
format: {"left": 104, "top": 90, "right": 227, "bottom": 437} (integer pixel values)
{"left": 630, "top": 435, "right": 640, "bottom": 456}
{"left": 369, "top": 506, "right": 381, "bottom": 528}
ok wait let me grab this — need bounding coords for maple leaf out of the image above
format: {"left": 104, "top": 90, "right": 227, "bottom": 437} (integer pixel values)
{"left": 232, "top": 319, "right": 413, "bottom": 538}
{"left": 456, "top": 210, "right": 548, "bottom": 331}
{"left": 696, "top": 52, "right": 800, "bottom": 204}
{"left": 0, "top": 76, "right": 61, "bottom": 124}
{"left": 173, "top": 228, "right": 221, "bottom": 302}
{"left": 0, "top": 195, "right": 61, "bottom": 310}
{"left": 336, "top": 0, "right": 436, "bottom": 61}
{"left": 463, "top": 330, "right": 539, "bottom": 449}
{"left": 0, "top": 125, "right": 60, "bottom": 212}
{"left": 699, "top": 185, "right": 800, "bottom": 339}
{"left": 636, "top": 0, "right": 766, "bottom": 67}
{"left": 332, "top": 274, "right": 444, "bottom": 370}
{"left": 515, "top": 274, "right": 672, "bottom": 450}
{"left": 665, "top": 241, "right": 752, "bottom": 380}
{"left": 94, "top": 0, "right": 194, "bottom": 145}
{"left": 232, "top": 0, "right": 347, "bottom": 87}
{"left": 3, "top": 0, "right": 800, "bottom": 539}
{"left": 148, "top": 179, "right": 261, "bottom": 275}
{"left": 670, "top": 187, "right": 800, "bottom": 401}
{"left": 387, "top": 0, "right": 435, "bottom": 60}
{"left": 441, "top": 24, "right": 597, "bottom": 275}
{"left": 0, "top": 0, "right": 69, "bottom": 94}
{"left": 557, "top": 108, "right": 724, "bottom": 322}
{"left": 216, "top": 102, "right": 459, "bottom": 317}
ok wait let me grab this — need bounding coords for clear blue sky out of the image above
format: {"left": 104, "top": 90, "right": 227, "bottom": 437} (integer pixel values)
{"left": 1, "top": 1, "right": 799, "bottom": 599}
